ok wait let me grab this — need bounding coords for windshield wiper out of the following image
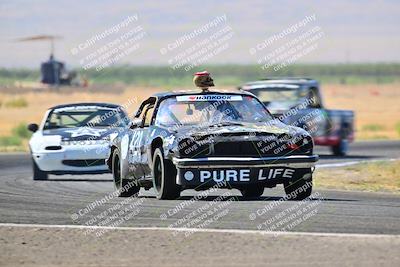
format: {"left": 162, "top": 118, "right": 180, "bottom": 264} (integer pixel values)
{"left": 209, "top": 122, "right": 244, "bottom": 127}
{"left": 92, "top": 124, "right": 113, "bottom": 127}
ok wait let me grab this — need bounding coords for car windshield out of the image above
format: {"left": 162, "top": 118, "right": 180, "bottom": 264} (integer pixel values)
{"left": 249, "top": 85, "right": 302, "bottom": 108}
{"left": 154, "top": 94, "right": 273, "bottom": 127}
{"left": 43, "top": 106, "right": 127, "bottom": 130}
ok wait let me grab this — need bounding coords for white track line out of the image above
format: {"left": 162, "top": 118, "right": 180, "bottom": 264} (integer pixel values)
{"left": 316, "top": 158, "right": 399, "bottom": 169}
{"left": 1, "top": 223, "right": 399, "bottom": 238}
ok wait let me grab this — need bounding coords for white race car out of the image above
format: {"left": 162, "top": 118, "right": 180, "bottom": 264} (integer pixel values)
{"left": 28, "top": 102, "right": 129, "bottom": 180}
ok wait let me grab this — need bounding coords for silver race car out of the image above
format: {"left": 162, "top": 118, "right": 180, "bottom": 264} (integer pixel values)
{"left": 28, "top": 102, "right": 129, "bottom": 180}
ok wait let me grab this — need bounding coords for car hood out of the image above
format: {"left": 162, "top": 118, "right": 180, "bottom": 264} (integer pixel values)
{"left": 42, "top": 127, "right": 117, "bottom": 141}
{"left": 174, "top": 121, "right": 307, "bottom": 139}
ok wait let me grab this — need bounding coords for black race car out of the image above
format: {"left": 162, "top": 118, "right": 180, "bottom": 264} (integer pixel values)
{"left": 107, "top": 90, "right": 318, "bottom": 200}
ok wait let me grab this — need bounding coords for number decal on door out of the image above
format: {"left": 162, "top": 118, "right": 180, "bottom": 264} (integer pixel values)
{"left": 129, "top": 131, "right": 143, "bottom": 163}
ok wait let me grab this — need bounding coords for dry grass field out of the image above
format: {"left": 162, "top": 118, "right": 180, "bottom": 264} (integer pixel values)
{"left": 315, "top": 160, "right": 400, "bottom": 193}
{"left": 0, "top": 86, "right": 159, "bottom": 136}
{"left": 323, "top": 83, "right": 400, "bottom": 140}
{"left": 0, "top": 83, "right": 399, "bottom": 151}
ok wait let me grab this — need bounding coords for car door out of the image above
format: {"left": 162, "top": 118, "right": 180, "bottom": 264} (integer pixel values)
{"left": 127, "top": 124, "right": 145, "bottom": 179}
{"left": 289, "top": 86, "right": 327, "bottom": 137}
{"left": 127, "top": 101, "right": 155, "bottom": 179}
{"left": 137, "top": 104, "right": 155, "bottom": 178}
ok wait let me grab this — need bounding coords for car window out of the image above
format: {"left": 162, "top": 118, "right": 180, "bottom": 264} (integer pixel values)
{"left": 307, "top": 87, "right": 322, "bottom": 108}
{"left": 143, "top": 105, "right": 155, "bottom": 127}
{"left": 43, "top": 107, "right": 127, "bottom": 129}
{"left": 250, "top": 85, "right": 301, "bottom": 110}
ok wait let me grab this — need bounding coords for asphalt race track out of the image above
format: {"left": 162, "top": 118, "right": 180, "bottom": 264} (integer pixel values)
{"left": 1, "top": 140, "right": 399, "bottom": 233}
{"left": 1, "top": 140, "right": 400, "bottom": 266}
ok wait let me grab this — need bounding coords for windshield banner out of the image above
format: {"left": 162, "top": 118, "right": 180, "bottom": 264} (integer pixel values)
{"left": 176, "top": 95, "right": 243, "bottom": 102}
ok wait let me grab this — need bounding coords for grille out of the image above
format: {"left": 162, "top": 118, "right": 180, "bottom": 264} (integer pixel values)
{"left": 179, "top": 138, "right": 209, "bottom": 158}
{"left": 178, "top": 135, "right": 312, "bottom": 158}
{"left": 213, "top": 142, "right": 264, "bottom": 156}
{"left": 62, "top": 159, "right": 105, "bottom": 167}
{"left": 45, "top": 146, "right": 62, "bottom": 150}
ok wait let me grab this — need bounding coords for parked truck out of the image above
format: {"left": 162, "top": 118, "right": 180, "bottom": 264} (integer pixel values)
{"left": 240, "top": 78, "right": 354, "bottom": 156}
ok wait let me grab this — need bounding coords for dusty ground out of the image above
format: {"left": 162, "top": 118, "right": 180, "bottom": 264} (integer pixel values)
{"left": 1, "top": 225, "right": 399, "bottom": 267}
{"left": 0, "top": 83, "right": 399, "bottom": 140}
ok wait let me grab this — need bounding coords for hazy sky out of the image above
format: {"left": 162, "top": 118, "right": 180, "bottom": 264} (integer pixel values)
{"left": 0, "top": 0, "right": 399, "bottom": 68}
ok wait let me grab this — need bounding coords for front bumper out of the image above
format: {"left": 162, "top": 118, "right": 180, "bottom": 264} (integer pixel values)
{"left": 173, "top": 155, "right": 318, "bottom": 168}
{"left": 173, "top": 155, "right": 318, "bottom": 187}
{"left": 32, "top": 145, "right": 110, "bottom": 173}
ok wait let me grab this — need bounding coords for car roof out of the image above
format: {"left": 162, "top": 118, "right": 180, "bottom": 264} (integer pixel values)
{"left": 151, "top": 88, "right": 254, "bottom": 98}
{"left": 242, "top": 78, "right": 319, "bottom": 88}
{"left": 49, "top": 102, "right": 122, "bottom": 110}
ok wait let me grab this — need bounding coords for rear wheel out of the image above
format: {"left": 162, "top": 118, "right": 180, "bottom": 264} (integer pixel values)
{"left": 32, "top": 157, "right": 48, "bottom": 180}
{"left": 284, "top": 172, "right": 313, "bottom": 200}
{"left": 240, "top": 186, "right": 264, "bottom": 199}
{"left": 112, "top": 148, "right": 140, "bottom": 197}
{"left": 152, "top": 148, "right": 180, "bottom": 200}
{"left": 331, "top": 139, "right": 348, "bottom": 156}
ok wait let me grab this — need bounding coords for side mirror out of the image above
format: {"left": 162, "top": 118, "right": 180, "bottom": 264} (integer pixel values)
{"left": 129, "top": 118, "right": 142, "bottom": 129}
{"left": 28, "top": 123, "right": 39, "bottom": 133}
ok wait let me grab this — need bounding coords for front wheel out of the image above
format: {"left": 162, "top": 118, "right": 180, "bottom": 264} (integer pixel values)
{"left": 152, "top": 148, "right": 181, "bottom": 200}
{"left": 112, "top": 148, "right": 140, "bottom": 197}
{"left": 331, "top": 139, "right": 348, "bottom": 156}
{"left": 32, "top": 157, "right": 48, "bottom": 180}
{"left": 284, "top": 175, "right": 313, "bottom": 200}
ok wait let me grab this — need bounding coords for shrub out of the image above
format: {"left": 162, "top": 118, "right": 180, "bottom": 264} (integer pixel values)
{"left": 5, "top": 97, "right": 28, "bottom": 108}
{"left": 362, "top": 124, "right": 385, "bottom": 132}
{"left": 396, "top": 122, "right": 400, "bottom": 137}
{"left": 0, "top": 136, "right": 21, "bottom": 146}
{"left": 11, "top": 122, "right": 32, "bottom": 139}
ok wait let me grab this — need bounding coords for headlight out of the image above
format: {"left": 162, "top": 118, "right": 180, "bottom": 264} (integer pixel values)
{"left": 61, "top": 138, "right": 110, "bottom": 146}
{"left": 60, "top": 140, "right": 71, "bottom": 146}
{"left": 95, "top": 139, "right": 110, "bottom": 145}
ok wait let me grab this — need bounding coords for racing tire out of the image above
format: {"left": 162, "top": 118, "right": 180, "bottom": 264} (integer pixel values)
{"left": 284, "top": 175, "right": 313, "bottom": 201}
{"left": 112, "top": 148, "right": 140, "bottom": 197}
{"left": 240, "top": 186, "right": 264, "bottom": 199}
{"left": 152, "top": 148, "right": 181, "bottom": 200}
{"left": 331, "top": 139, "right": 348, "bottom": 156}
{"left": 32, "top": 157, "right": 48, "bottom": 180}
